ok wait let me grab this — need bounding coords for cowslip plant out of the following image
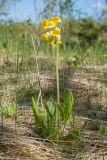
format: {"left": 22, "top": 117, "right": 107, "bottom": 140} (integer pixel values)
{"left": 31, "top": 89, "right": 74, "bottom": 140}
{"left": 31, "top": 17, "right": 84, "bottom": 140}
{"left": 41, "top": 16, "right": 62, "bottom": 105}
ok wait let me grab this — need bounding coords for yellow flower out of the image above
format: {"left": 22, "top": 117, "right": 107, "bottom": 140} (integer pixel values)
{"left": 55, "top": 35, "right": 62, "bottom": 45}
{"left": 41, "top": 31, "right": 52, "bottom": 41}
{"left": 41, "top": 17, "right": 62, "bottom": 46}
{"left": 42, "top": 18, "right": 49, "bottom": 30}
{"left": 51, "top": 17, "right": 61, "bottom": 25}
{"left": 52, "top": 28, "right": 60, "bottom": 37}
{"left": 56, "top": 39, "right": 62, "bottom": 45}
{"left": 41, "top": 34, "right": 49, "bottom": 41}
{"left": 48, "top": 36, "right": 55, "bottom": 45}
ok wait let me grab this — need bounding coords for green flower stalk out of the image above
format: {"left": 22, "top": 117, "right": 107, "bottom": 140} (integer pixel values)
{"left": 56, "top": 46, "right": 60, "bottom": 104}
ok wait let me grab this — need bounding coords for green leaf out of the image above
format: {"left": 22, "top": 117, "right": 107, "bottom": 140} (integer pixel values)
{"left": 99, "top": 123, "right": 105, "bottom": 139}
{"left": 73, "top": 55, "right": 82, "bottom": 67}
{"left": 31, "top": 97, "right": 39, "bottom": 116}
{"left": 45, "top": 101, "right": 55, "bottom": 118}
{"left": 31, "top": 97, "right": 42, "bottom": 125}
{"left": 60, "top": 89, "right": 74, "bottom": 124}
{"left": 2, "top": 101, "right": 16, "bottom": 118}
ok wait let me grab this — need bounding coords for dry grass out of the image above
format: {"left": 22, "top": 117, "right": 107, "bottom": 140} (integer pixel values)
{"left": 0, "top": 56, "right": 107, "bottom": 159}
{"left": 0, "top": 108, "right": 107, "bottom": 160}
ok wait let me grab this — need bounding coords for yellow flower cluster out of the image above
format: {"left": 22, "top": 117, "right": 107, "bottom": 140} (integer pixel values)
{"left": 41, "top": 17, "right": 62, "bottom": 45}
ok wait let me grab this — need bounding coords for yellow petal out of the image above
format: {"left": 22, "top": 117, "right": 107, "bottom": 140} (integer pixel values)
{"left": 41, "top": 31, "right": 52, "bottom": 41}
{"left": 56, "top": 39, "right": 62, "bottom": 45}
{"left": 48, "top": 36, "right": 55, "bottom": 45}
{"left": 41, "top": 34, "right": 49, "bottom": 41}
{"left": 51, "top": 16, "right": 61, "bottom": 24}
{"left": 49, "top": 20, "right": 56, "bottom": 27}
{"left": 52, "top": 27, "right": 60, "bottom": 37}
{"left": 55, "top": 35, "right": 62, "bottom": 45}
{"left": 42, "top": 18, "right": 49, "bottom": 30}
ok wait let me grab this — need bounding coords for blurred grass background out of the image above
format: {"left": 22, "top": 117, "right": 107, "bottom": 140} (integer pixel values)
{"left": 0, "top": 0, "right": 107, "bottom": 62}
